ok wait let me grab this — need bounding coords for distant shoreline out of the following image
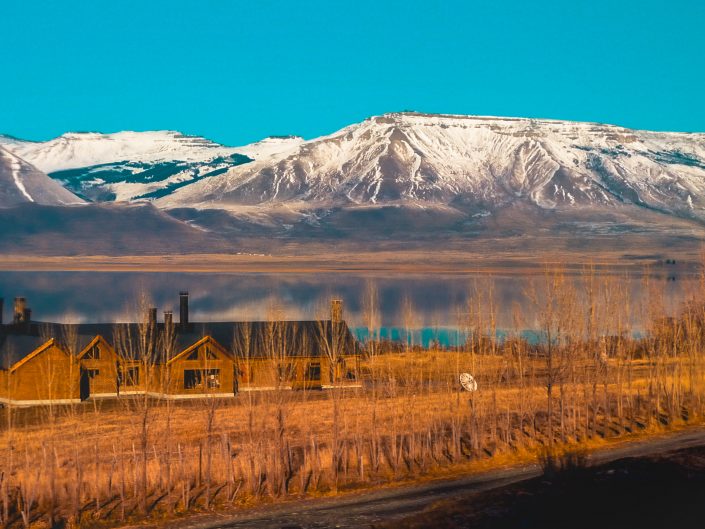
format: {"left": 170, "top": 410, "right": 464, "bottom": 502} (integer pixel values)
{"left": 0, "top": 249, "right": 699, "bottom": 275}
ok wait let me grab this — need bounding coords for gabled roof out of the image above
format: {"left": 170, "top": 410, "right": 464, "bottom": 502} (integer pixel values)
{"left": 1, "top": 319, "right": 361, "bottom": 367}
{"left": 1, "top": 338, "right": 69, "bottom": 373}
{"left": 75, "top": 334, "right": 114, "bottom": 360}
{"left": 192, "top": 320, "right": 360, "bottom": 359}
{"left": 0, "top": 334, "right": 54, "bottom": 370}
{"left": 167, "top": 335, "right": 232, "bottom": 365}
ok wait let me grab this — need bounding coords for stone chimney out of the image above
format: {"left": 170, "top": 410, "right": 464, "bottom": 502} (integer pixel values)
{"left": 331, "top": 298, "right": 343, "bottom": 323}
{"left": 13, "top": 297, "right": 26, "bottom": 324}
{"left": 164, "top": 310, "right": 173, "bottom": 329}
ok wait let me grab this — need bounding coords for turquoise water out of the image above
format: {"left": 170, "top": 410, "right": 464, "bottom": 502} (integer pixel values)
{"left": 353, "top": 327, "right": 470, "bottom": 348}
{"left": 352, "top": 327, "right": 545, "bottom": 348}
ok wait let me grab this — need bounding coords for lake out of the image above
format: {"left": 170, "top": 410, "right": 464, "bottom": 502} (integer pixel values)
{"left": 0, "top": 270, "right": 697, "bottom": 346}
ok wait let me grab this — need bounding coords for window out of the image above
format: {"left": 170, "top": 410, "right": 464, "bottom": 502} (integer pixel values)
{"left": 277, "top": 363, "right": 295, "bottom": 382}
{"left": 86, "top": 369, "right": 99, "bottom": 379}
{"left": 206, "top": 369, "right": 220, "bottom": 388}
{"left": 187, "top": 350, "right": 199, "bottom": 360}
{"left": 204, "top": 347, "right": 217, "bottom": 360}
{"left": 184, "top": 369, "right": 199, "bottom": 389}
{"left": 125, "top": 367, "right": 140, "bottom": 386}
{"left": 84, "top": 346, "right": 100, "bottom": 359}
{"left": 239, "top": 365, "right": 253, "bottom": 383}
{"left": 184, "top": 369, "right": 221, "bottom": 390}
{"left": 306, "top": 362, "right": 321, "bottom": 381}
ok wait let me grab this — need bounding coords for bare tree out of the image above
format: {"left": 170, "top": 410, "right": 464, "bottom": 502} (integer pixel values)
{"left": 113, "top": 293, "right": 160, "bottom": 514}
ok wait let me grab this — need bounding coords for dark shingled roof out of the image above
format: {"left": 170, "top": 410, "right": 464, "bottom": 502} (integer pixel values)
{"left": 0, "top": 334, "right": 52, "bottom": 369}
{"left": 1, "top": 319, "right": 361, "bottom": 368}
{"left": 226, "top": 320, "right": 360, "bottom": 360}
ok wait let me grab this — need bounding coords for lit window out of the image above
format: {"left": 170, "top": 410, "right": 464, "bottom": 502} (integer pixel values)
{"left": 184, "top": 369, "right": 221, "bottom": 389}
{"left": 206, "top": 369, "right": 221, "bottom": 388}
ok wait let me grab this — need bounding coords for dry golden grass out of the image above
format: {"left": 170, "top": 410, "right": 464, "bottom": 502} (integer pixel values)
{"left": 1, "top": 352, "right": 703, "bottom": 529}
{"left": 4, "top": 265, "right": 705, "bottom": 528}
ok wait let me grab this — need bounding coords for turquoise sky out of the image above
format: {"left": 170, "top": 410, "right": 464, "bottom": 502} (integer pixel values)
{"left": 2, "top": 0, "right": 704, "bottom": 145}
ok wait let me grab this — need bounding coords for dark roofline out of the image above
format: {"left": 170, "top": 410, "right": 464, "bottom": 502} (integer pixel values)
{"left": 2, "top": 318, "right": 362, "bottom": 365}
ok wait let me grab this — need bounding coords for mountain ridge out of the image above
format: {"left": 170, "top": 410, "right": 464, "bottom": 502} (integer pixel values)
{"left": 154, "top": 112, "right": 705, "bottom": 223}
{"left": 0, "top": 131, "right": 304, "bottom": 202}
{"left": 3, "top": 112, "right": 705, "bottom": 246}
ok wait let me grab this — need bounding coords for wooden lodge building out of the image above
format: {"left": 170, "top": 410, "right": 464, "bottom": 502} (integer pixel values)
{"left": 0, "top": 294, "right": 361, "bottom": 406}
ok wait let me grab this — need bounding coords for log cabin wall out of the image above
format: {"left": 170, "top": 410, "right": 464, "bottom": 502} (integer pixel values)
{"left": 77, "top": 336, "right": 120, "bottom": 397}
{"left": 1, "top": 310, "right": 362, "bottom": 404}
{"left": 4, "top": 340, "right": 81, "bottom": 405}
{"left": 165, "top": 338, "right": 236, "bottom": 397}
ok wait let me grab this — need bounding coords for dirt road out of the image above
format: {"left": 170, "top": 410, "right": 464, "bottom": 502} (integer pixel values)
{"left": 158, "top": 428, "right": 705, "bottom": 529}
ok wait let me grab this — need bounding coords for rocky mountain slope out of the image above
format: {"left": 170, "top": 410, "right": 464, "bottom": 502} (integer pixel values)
{"left": 3, "top": 113, "right": 705, "bottom": 251}
{"left": 0, "top": 131, "right": 303, "bottom": 202}
{"left": 0, "top": 202, "right": 231, "bottom": 255}
{"left": 157, "top": 113, "right": 705, "bottom": 224}
{"left": 0, "top": 146, "right": 83, "bottom": 206}
{"left": 0, "top": 145, "right": 229, "bottom": 255}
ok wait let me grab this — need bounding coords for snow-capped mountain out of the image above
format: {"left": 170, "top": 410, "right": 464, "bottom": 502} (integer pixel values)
{"left": 0, "top": 142, "right": 232, "bottom": 254}
{"left": 0, "top": 146, "right": 83, "bottom": 207}
{"left": 3, "top": 113, "right": 705, "bottom": 242}
{"left": 0, "top": 131, "right": 303, "bottom": 202}
{"left": 0, "top": 131, "right": 305, "bottom": 172}
{"left": 156, "top": 113, "right": 705, "bottom": 222}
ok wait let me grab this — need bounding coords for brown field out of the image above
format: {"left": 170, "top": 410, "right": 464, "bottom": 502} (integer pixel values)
{"left": 3, "top": 266, "right": 705, "bottom": 528}
{"left": 0, "top": 234, "right": 702, "bottom": 274}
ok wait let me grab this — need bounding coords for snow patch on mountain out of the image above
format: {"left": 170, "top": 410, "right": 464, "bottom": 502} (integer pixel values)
{"left": 7, "top": 151, "right": 33, "bottom": 202}
{"left": 0, "top": 147, "right": 84, "bottom": 207}
{"left": 0, "top": 132, "right": 304, "bottom": 202}
{"left": 0, "top": 131, "right": 304, "bottom": 172}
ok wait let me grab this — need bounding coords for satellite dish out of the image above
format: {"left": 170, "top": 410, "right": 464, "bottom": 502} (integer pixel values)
{"left": 459, "top": 373, "right": 478, "bottom": 392}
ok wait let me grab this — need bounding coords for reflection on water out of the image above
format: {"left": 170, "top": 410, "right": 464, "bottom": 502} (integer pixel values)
{"left": 0, "top": 271, "right": 697, "bottom": 338}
